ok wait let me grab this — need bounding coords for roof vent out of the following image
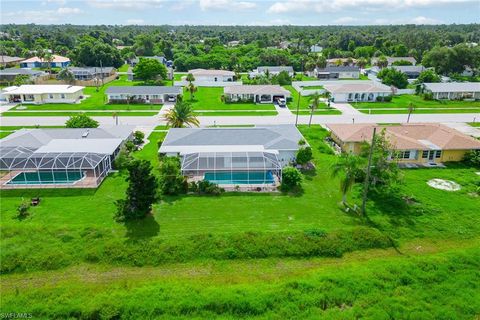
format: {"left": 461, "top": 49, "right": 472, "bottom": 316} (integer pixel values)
{"left": 82, "top": 130, "right": 89, "bottom": 138}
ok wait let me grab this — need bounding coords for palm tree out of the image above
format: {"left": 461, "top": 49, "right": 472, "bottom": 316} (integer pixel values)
{"left": 308, "top": 92, "right": 321, "bottom": 127}
{"left": 331, "top": 153, "right": 364, "bottom": 206}
{"left": 407, "top": 102, "right": 415, "bottom": 123}
{"left": 186, "top": 73, "right": 195, "bottom": 83}
{"left": 44, "top": 52, "right": 53, "bottom": 74}
{"left": 324, "top": 91, "right": 332, "bottom": 108}
{"left": 164, "top": 101, "right": 200, "bottom": 128}
{"left": 187, "top": 82, "right": 197, "bottom": 101}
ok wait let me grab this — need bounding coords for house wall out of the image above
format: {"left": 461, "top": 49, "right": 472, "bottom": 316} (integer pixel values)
{"left": 440, "top": 150, "right": 468, "bottom": 162}
{"left": 194, "top": 75, "right": 234, "bottom": 82}
{"left": 338, "top": 71, "right": 360, "bottom": 79}
{"left": 6, "top": 91, "right": 83, "bottom": 104}
{"left": 107, "top": 93, "right": 166, "bottom": 104}
{"left": 331, "top": 91, "right": 387, "bottom": 102}
{"left": 428, "top": 90, "right": 480, "bottom": 101}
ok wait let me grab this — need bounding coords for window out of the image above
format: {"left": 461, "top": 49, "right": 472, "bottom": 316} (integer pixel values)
{"left": 398, "top": 151, "right": 411, "bottom": 159}
{"left": 435, "top": 150, "right": 442, "bottom": 158}
{"left": 61, "top": 94, "right": 66, "bottom": 99}
{"left": 49, "top": 94, "right": 53, "bottom": 99}
{"left": 422, "top": 150, "right": 429, "bottom": 158}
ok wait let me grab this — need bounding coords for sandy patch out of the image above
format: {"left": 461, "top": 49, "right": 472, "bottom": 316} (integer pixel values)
{"left": 427, "top": 179, "right": 461, "bottom": 191}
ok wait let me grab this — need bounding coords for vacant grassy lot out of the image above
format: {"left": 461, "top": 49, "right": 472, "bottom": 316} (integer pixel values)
{"left": 1, "top": 126, "right": 479, "bottom": 318}
{"left": 184, "top": 86, "right": 275, "bottom": 111}
{"left": 9, "top": 76, "right": 163, "bottom": 112}
{"left": 355, "top": 94, "right": 480, "bottom": 114}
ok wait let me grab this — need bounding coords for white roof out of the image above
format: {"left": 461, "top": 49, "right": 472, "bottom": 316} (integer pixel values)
{"left": 162, "top": 145, "right": 274, "bottom": 154}
{"left": 324, "top": 81, "right": 391, "bottom": 94}
{"left": 34, "top": 138, "right": 123, "bottom": 154}
{"left": 3, "top": 85, "right": 84, "bottom": 95}
{"left": 424, "top": 82, "right": 480, "bottom": 93}
{"left": 188, "top": 69, "right": 235, "bottom": 76}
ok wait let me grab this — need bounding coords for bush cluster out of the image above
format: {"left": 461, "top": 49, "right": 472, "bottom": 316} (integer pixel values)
{"left": 189, "top": 180, "right": 224, "bottom": 195}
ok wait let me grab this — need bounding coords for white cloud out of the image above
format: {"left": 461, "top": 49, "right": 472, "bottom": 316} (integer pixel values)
{"left": 333, "top": 16, "right": 359, "bottom": 24}
{"left": 1, "top": 6, "right": 83, "bottom": 24}
{"left": 47, "top": 0, "right": 67, "bottom": 5}
{"left": 126, "top": 19, "right": 146, "bottom": 25}
{"left": 57, "top": 7, "right": 83, "bottom": 14}
{"left": 199, "top": 0, "right": 257, "bottom": 11}
{"left": 267, "top": 0, "right": 476, "bottom": 14}
{"left": 410, "top": 16, "right": 441, "bottom": 24}
{"left": 88, "top": 0, "right": 164, "bottom": 10}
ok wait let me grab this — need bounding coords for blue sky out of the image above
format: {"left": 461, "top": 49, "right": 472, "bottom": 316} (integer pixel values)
{"left": 1, "top": 0, "right": 479, "bottom": 26}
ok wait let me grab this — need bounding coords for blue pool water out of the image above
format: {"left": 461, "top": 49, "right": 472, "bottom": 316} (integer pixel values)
{"left": 204, "top": 171, "right": 274, "bottom": 185}
{"left": 7, "top": 171, "right": 85, "bottom": 185}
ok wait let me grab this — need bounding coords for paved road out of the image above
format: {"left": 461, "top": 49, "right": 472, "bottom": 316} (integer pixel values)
{"left": 1, "top": 112, "right": 479, "bottom": 127}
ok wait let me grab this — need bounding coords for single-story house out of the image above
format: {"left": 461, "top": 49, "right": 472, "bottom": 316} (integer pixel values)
{"left": 224, "top": 85, "right": 291, "bottom": 104}
{"left": 20, "top": 55, "right": 71, "bottom": 68}
{"left": 326, "top": 58, "right": 358, "bottom": 67}
{"left": 67, "top": 67, "right": 117, "bottom": 81}
{"left": 130, "top": 56, "right": 173, "bottom": 68}
{"left": 369, "top": 65, "right": 427, "bottom": 80}
{"left": 312, "top": 66, "right": 360, "bottom": 80}
{"left": 159, "top": 125, "right": 306, "bottom": 186}
{"left": 250, "top": 66, "right": 294, "bottom": 78}
{"left": 0, "top": 55, "right": 25, "bottom": 68}
{"left": 2, "top": 85, "right": 84, "bottom": 104}
{"left": 327, "top": 123, "right": 480, "bottom": 164}
{"left": 105, "top": 86, "right": 182, "bottom": 104}
{"left": 423, "top": 82, "right": 480, "bottom": 100}
{"left": 0, "top": 68, "right": 46, "bottom": 83}
{"left": 186, "top": 69, "right": 236, "bottom": 82}
{"left": 0, "top": 126, "right": 134, "bottom": 189}
{"left": 323, "top": 81, "right": 391, "bottom": 102}
{"left": 371, "top": 56, "right": 417, "bottom": 66}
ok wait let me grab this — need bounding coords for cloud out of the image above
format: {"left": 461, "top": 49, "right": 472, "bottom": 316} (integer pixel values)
{"left": 1, "top": 6, "right": 83, "bottom": 24}
{"left": 333, "top": 16, "right": 359, "bottom": 24}
{"left": 126, "top": 19, "right": 146, "bottom": 25}
{"left": 88, "top": 0, "right": 164, "bottom": 10}
{"left": 199, "top": 0, "right": 257, "bottom": 11}
{"left": 410, "top": 16, "right": 441, "bottom": 24}
{"left": 267, "top": 0, "right": 476, "bottom": 14}
{"left": 57, "top": 7, "right": 83, "bottom": 14}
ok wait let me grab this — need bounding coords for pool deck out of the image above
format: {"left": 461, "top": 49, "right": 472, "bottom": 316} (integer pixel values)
{"left": 0, "top": 171, "right": 100, "bottom": 189}
{"left": 187, "top": 174, "right": 280, "bottom": 192}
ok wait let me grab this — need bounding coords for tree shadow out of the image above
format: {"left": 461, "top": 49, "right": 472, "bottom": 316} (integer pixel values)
{"left": 124, "top": 214, "right": 160, "bottom": 240}
{"left": 302, "top": 167, "right": 317, "bottom": 181}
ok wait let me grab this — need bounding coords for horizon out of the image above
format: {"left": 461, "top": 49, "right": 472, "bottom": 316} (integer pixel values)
{"left": 1, "top": 0, "right": 479, "bottom": 26}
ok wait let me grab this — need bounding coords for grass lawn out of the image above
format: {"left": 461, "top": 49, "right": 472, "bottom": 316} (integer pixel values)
{"left": 284, "top": 85, "right": 339, "bottom": 115}
{"left": 117, "top": 64, "right": 129, "bottom": 72}
{"left": 1, "top": 111, "right": 158, "bottom": 117}
{"left": 185, "top": 87, "right": 275, "bottom": 111}
{"left": 0, "top": 131, "right": 12, "bottom": 138}
{"left": 1, "top": 126, "right": 479, "bottom": 318}
{"left": 10, "top": 76, "right": 163, "bottom": 111}
{"left": 194, "top": 111, "right": 278, "bottom": 116}
{"left": 469, "top": 122, "right": 480, "bottom": 127}
{"left": 300, "top": 85, "right": 324, "bottom": 90}
{"left": 355, "top": 94, "right": 480, "bottom": 114}
{"left": 173, "top": 73, "right": 184, "bottom": 81}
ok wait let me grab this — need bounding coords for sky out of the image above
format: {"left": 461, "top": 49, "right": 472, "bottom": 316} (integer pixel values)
{"left": 1, "top": 0, "right": 479, "bottom": 26}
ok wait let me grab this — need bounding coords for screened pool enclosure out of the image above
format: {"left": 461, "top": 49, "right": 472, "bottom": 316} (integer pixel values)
{"left": 0, "top": 146, "right": 112, "bottom": 188}
{"left": 180, "top": 151, "right": 282, "bottom": 185}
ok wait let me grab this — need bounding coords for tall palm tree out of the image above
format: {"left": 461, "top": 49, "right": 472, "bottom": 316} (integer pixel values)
{"left": 308, "top": 92, "right": 321, "bottom": 127}
{"left": 186, "top": 73, "right": 195, "bottom": 83}
{"left": 324, "top": 91, "right": 332, "bottom": 108}
{"left": 187, "top": 82, "right": 197, "bottom": 101}
{"left": 44, "top": 52, "right": 53, "bottom": 74}
{"left": 331, "top": 153, "right": 364, "bottom": 206}
{"left": 164, "top": 101, "right": 200, "bottom": 128}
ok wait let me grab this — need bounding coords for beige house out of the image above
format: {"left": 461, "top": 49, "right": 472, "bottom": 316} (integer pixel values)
{"left": 2, "top": 85, "right": 84, "bottom": 104}
{"left": 327, "top": 123, "right": 480, "bottom": 164}
{"left": 224, "top": 85, "right": 291, "bottom": 104}
{"left": 423, "top": 82, "right": 480, "bottom": 100}
{"left": 186, "top": 69, "right": 236, "bottom": 82}
{"left": 324, "top": 81, "right": 391, "bottom": 102}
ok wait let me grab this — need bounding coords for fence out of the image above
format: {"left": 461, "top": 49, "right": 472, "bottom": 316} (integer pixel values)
{"left": 35, "top": 73, "right": 117, "bottom": 86}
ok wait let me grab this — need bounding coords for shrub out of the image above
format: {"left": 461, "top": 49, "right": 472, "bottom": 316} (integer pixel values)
{"left": 296, "top": 147, "right": 313, "bottom": 165}
{"left": 65, "top": 114, "right": 99, "bottom": 128}
{"left": 376, "top": 95, "right": 392, "bottom": 102}
{"left": 159, "top": 157, "right": 187, "bottom": 195}
{"left": 463, "top": 150, "right": 480, "bottom": 167}
{"left": 133, "top": 131, "right": 145, "bottom": 145}
{"left": 194, "top": 180, "right": 224, "bottom": 195}
{"left": 16, "top": 200, "right": 30, "bottom": 220}
{"left": 281, "top": 167, "right": 302, "bottom": 192}
{"left": 423, "top": 92, "right": 434, "bottom": 100}
{"left": 113, "top": 147, "right": 132, "bottom": 171}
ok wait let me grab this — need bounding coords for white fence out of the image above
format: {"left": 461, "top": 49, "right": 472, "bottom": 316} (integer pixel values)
{"left": 174, "top": 80, "right": 243, "bottom": 87}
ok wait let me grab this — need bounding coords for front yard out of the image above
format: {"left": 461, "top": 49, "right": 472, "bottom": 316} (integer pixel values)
{"left": 284, "top": 85, "right": 341, "bottom": 115}
{"left": 355, "top": 94, "right": 480, "bottom": 114}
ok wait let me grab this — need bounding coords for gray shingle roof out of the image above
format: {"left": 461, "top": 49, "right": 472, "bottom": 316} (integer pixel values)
{"left": 257, "top": 66, "right": 294, "bottom": 73}
{"left": 69, "top": 67, "right": 116, "bottom": 75}
{"left": 105, "top": 86, "right": 182, "bottom": 95}
{"left": 0, "top": 68, "right": 44, "bottom": 76}
{"left": 424, "top": 82, "right": 480, "bottom": 93}
{"left": 160, "top": 125, "right": 304, "bottom": 152}
{"left": 317, "top": 66, "right": 360, "bottom": 72}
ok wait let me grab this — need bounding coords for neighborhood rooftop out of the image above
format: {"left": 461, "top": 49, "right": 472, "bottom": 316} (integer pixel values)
{"left": 423, "top": 82, "right": 480, "bottom": 92}
{"left": 188, "top": 69, "right": 235, "bottom": 76}
{"left": 2, "top": 85, "right": 84, "bottom": 94}
{"left": 160, "top": 125, "right": 304, "bottom": 154}
{"left": 105, "top": 86, "right": 182, "bottom": 95}
{"left": 324, "top": 81, "right": 391, "bottom": 93}
{"left": 257, "top": 66, "right": 294, "bottom": 72}
{"left": 21, "top": 54, "right": 70, "bottom": 63}
{"left": 327, "top": 123, "right": 480, "bottom": 150}
{"left": 0, "top": 68, "right": 45, "bottom": 76}
{"left": 224, "top": 85, "right": 291, "bottom": 95}
{"left": 316, "top": 66, "right": 360, "bottom": 72}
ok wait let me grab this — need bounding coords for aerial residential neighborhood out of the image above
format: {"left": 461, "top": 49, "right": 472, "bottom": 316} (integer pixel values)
{"left": 0, "top": 1, "right": 479, "bottom": 318}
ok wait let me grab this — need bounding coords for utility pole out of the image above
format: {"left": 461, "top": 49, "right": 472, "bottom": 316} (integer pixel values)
{"left": 295, "top": 90, "right": 300, "bottom": 126}
{"left": 407, "top": 103, "right": 414, "bottom": 123}
{"left": 361, "top": 127, "right": 376, "bottom": 217}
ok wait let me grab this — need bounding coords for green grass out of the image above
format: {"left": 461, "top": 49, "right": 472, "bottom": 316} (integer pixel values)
{"left": 117, "top": 64, "right": 129, "bottom": 72}
{"left": 173, "top": 73, "right": 184, "bottom": 81}
{"left": 468, "top": 122, "right": 480, "bottom": 127}
{"left": 0, "top": 131, "right": 13, "bottom": 138}
{"left": 185, "top": 87, "right": 275, "bottom": 111}
{"left": 355, "top": 95, "right": 480, "bottom": 114}
{"left": 284, "top": 85, "right": 332, "bottom": 113}
{"left": 300, "top": 85, "right": 324, "bottom": 90}
{"left": 2, "top": 111, "right": 158, "bottom": 117}
{"left": 194, "top": 111, "right": 278, "bottom": 116}
{"left": 10, "top": 76, "right": 163, "bottom": 111}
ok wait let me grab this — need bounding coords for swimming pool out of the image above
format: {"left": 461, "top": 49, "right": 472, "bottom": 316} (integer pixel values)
{"left": 7, "top": 171, "right": 85, "bottom": 185}
{"left": 204, "top": 171, "right": 274, "bottom": 185}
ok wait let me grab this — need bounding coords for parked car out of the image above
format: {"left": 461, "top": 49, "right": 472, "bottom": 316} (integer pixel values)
{"left": 277, "top": 98, "right": 286, "bottom": 107}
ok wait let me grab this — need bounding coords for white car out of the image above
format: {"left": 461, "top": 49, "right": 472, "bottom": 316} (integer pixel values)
{"left": 167, "top": 96, "right": 176, "bottom": 102}
{"left": 277, "top": 98, "right": 286, "bottom": 107}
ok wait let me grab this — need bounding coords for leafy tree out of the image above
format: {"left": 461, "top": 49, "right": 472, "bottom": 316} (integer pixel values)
{"left": 394, "top": 44, "right": 408, "bottom": 57}
{"left": 65, "top": 114, "right": 99, "bottom": 128}
{"left": 391, "top": 60, "right": 413, "bottom": 66}
{"left": 331, "top": 153, "right": 364, "bottom": 205}
{"left": 415, "top": 69, "right": 441, "bottom": 84}
{"left": 275, "top": 70, "right": 292, "bottom": 85}
{"left": 71, "top": 37, "right": 123, "bottom": 68}
{"left": 164, "top": 101, "right": 200, "bottom": 128}
{"left": 281, "top": 166, "right": 302, "bottom": 192}
{"left": 115, "top": 159, "right": 158, "bottom": 222}
{"left": 376, "top": 56, "right": 388, "bottom": 68}
{"left": 133, "top": 131, "right": 145, "bottom": 145}
{"left": 356, "top": 57, "right": 368, "bottom": 69}
{"left": 133, "top": 58, "right": 167, "bottom": 82}
{"left": 13, "top": 74, "right": 31, "bottom": 86}
{"left": 186, "top": 73, "right": 195, "bottom": 83}
{"left": 159, "top": 157, "right": 187, "bottom": 195}
{"left": 377, "top": 68, "right": 408, "bottom": 89}
{"left": 296, "top": 146, "right": 313, "bottom": 165}
{"left": 57, "top": 68, "right": 75, "bottom": 84}
{"left": 463, "top": 150, "right": 480, "bottom": 168}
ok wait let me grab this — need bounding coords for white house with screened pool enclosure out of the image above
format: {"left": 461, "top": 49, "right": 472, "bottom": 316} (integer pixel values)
{"left": 159, "top": 125, "right": 306, "bottom": 189}
{"left": 0, "top": 126, "right": 133, "bottom": 189}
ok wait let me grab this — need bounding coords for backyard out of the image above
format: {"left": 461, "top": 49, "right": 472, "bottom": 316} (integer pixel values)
{"left": 1, "top": 126, "right": 479, "bottom": 318}
{"left": 355, "top": 94, "right": 480, "bottom": 114}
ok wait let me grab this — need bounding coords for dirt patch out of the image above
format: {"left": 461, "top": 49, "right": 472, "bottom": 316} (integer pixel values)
{"left": 427, "top": 179, "right": 461, "bottom": 191}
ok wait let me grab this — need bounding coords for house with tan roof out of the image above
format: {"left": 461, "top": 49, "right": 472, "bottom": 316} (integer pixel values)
{"left": 20, "top": 55, "right": 70, "bottom": 68}
{"left": 224, "top": 85, "right": 291, "bottom": 104}
{"left": 371, "top": 56, "right": 417, "bottom": 66}
{"left": 2, "top": 85, "right": 84, "bottom": 104}
{"left": 327, "top": 123, "right": 480, "bottom": 164}
{"left": 324, "top": 81, "right": 391, "bottom": 102}
{"left": 186, "top": 69, "right": 236, "bottom": 82}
